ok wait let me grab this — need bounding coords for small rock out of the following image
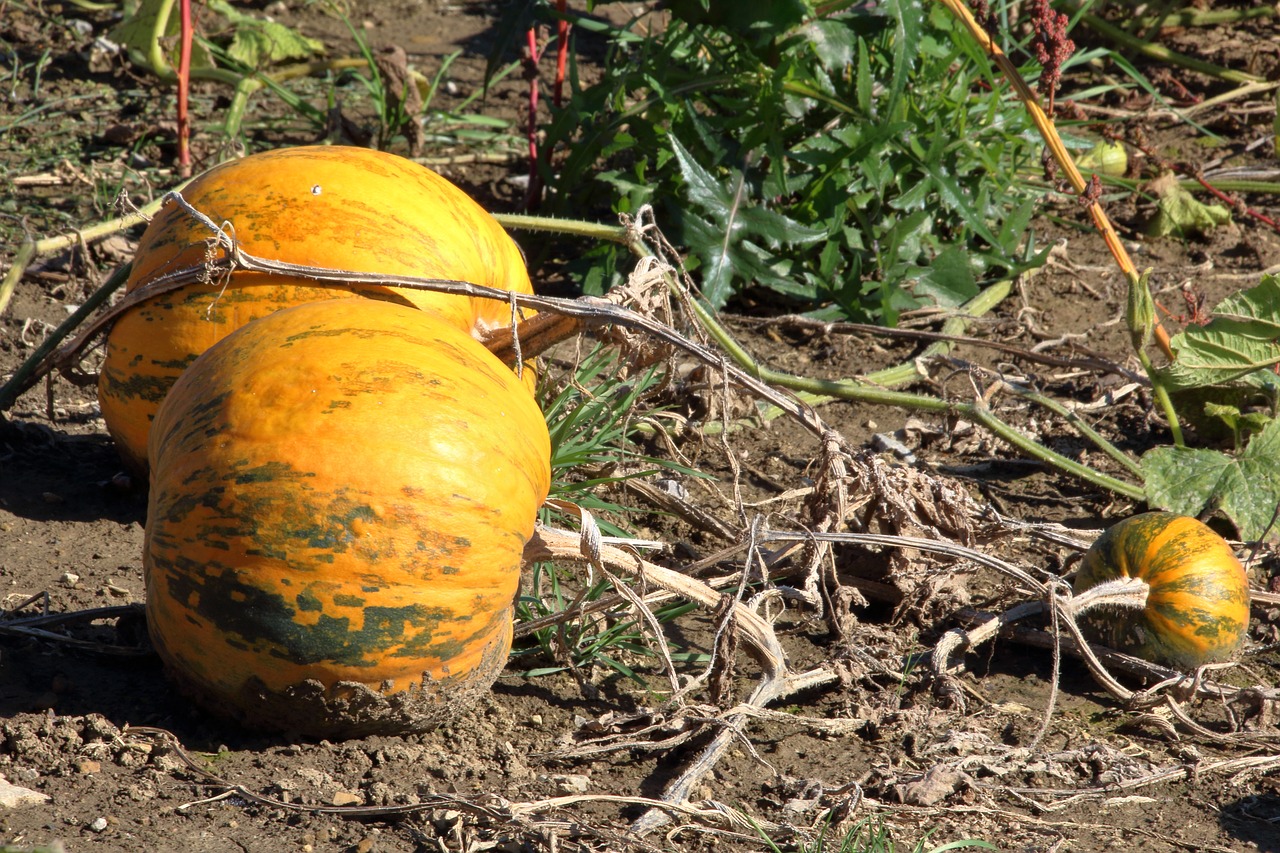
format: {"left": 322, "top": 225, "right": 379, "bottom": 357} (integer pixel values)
{"left": 331, "top": 791, "right": 361, "bottom": 807}
{"left": 528, "top": 713, "right": 543, "bottom": 726}
{"left": 88, "top": 816, "right": 109, "bottom": 833}
{"left": 76, "top": 759, "right": 101, "bottom": 775}
{"left": 546, "top": 773, "right": 589, "bottom": 795}
{"left": 59, "top": 572, "right": 80, "bottom": 588}
{"left": 655, "top": 478, "right": 687, "bottom": 500}
{"left": 894, "top": 765, "right": 971, "bottom": 807}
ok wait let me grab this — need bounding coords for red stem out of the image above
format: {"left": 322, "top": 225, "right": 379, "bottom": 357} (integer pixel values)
{"left": 1192, "top": 173, "right": 1280, "bottom": 233}
{"left": 177, "top": 0, "right": 193, "bottom": 176}
{"left": 553, "top": 0, "right": 569, "bottom": 108}
{"left": 525, "top": 27, "right": 542, "bottom": 209}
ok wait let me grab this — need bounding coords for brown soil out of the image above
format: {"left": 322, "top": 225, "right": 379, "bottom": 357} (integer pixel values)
{"left": 3, "top": 2, "right": 1280, "bottom": 851}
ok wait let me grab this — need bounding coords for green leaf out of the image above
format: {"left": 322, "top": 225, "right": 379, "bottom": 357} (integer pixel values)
{"left": 110, "top": 0, "right": 214, "bottom": 71}
{"left": 915, "top": 246, "right": 978, "bottom": 308}
{"left": 1147, "top": 172, "right": 1232, "bottom": 238}
{"left": 1203, "top": 401, "right": 1244, "bottom": 436}
{"left": 206, "top": 0, "right": 323, "bottom": 67}
{"left": 887, "top": 0, "right": 922, "bottom": 112}
{"left": 1142, "top": 416, "right": 1280, "bottom": 540}
{"left": 670, "top": 135, "right": 824, "bottom": 308}
{"left": 803, "top": 19, "right": 855, "bottom": 70}
{"left": 109, "top": 0, "right": 174, "bottom": 65}
{"left": 1161, "top": 274, "right": 1280, "bottom": 390}
{"left": 228, "top": 21, "right": 322, "bottom": 67}
{"left": 666, "top": 0, "right": 807, "bottom": 42}
{"left": 1075, "top": 140, "right": 1128, "bottom": 177}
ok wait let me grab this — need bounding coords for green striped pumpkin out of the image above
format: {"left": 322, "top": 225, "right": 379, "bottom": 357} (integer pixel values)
{"left": 1073, "top": 512, "right": 1251, "bottom": 669}
{"left": 144, "top": 299, "right": 550, "bottom": 737}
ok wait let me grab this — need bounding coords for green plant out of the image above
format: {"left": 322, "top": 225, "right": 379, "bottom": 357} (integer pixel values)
{"left": 336, "top": 15, "right": 423, "bottom": 150}
{"left": 528, "top": 0, "right": 1075, "bottom": 321}
{"left": 1136, "top": 274, "right": 1280, "bottom": 539}
{"left": 758, "top": 814, "right": 996, "bottom": 853}
{"left": 514, "top": 346, "right": 706, "bottom": 683}
{"left": 542, "top": 346, "right": 673, "bottom": 527}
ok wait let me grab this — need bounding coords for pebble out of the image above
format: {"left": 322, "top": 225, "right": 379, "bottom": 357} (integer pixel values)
{"left": 543, "top": 773, "right": 590, "bottom": 795}
{"left": 331, "top": 791, "right": 361, "bottom": 807}
{"left": 88, "top": 816, "right": 109, "bottom": 833}
{"left": 59, "top": 572, "right": 80, "bottom": 587}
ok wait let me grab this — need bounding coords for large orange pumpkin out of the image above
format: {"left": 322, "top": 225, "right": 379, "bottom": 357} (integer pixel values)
{"left": 100, "top": 145, "right": 535, "bottom": 473}
{"left": 1073, "top": 512, "right": 1251, "bottom": 669}
{"left": 144, "top": 299, "right": 550, "bottom": 737}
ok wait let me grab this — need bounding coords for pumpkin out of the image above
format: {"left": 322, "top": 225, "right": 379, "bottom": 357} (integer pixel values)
{"left": 1073, "top": 512, "right": 1251, "bottom": 669}
{"left": 100, "top": 145, "right": 536, "bottom": 474}
{"left": 144, "top": 299, "right": 550, "bottom": 737}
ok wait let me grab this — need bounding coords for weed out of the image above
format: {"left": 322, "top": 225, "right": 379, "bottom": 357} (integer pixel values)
{"left": 759, "top": 815, "right": 997, "bottom": 853}
{"left": 513, "top": 345, "right": 707, "bottom": 684}
{"left": 521, "top": 1, "right": 1085, "bottom": 322}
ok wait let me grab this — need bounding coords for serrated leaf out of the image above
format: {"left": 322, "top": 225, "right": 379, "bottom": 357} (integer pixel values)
{"left": 1142, "top": 416, "right": 1280, "bottom": 540}
{"left": 887, "top": 0, "right": 922, "bottom": 112}
{"left": 670, "top": 136, "right": 824, "bottom": 308}
{"left": 1161, "top": 274, "right": 1280, "bottom": 390}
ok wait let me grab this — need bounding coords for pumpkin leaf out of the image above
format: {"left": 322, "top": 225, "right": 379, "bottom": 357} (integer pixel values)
{"left": 1146, "top": 172, "right": 1232, "bottom": 238}
{"left": 209, "top": 0, "right": 324, "bottom": 67}
{"left": 110, "top": 0, "right": 215, "bottom": 71}
{"left": 1201, "top": 401, "right": 1273, "bottom": 445}
{"left": 1160, "top": 274, "right": 1280, "bottom": 390}
{"left": 1142, "top": 416, "right": 1280, "bottom": 541}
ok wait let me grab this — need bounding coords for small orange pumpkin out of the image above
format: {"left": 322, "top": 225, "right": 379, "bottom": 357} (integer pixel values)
{"left": 144, "top": 299, "right": 550, "bottom": 737}
{"left": 100, "top": 145, "right": 535, "bottom": 473}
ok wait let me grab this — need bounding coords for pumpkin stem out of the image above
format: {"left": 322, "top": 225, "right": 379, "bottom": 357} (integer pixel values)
{"left": 1066, "top": 575, "right": 1150, "bottom": 616}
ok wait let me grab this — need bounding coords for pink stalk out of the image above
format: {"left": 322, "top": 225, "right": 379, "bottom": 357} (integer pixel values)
{"left": 177, "top": 0, "right": 193, "bottom": 176}
{"left": 525, "top": 26, "right": 542, "bottom": 208}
